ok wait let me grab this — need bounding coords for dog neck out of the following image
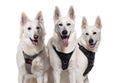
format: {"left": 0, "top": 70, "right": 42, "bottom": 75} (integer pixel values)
{"left": 21, "top": 38, "right": 44, "bottom": 56}
{"left": 79, "top": 36, "right": 97, "bottom": 52}
{"left": 53, "top": 32, "right": 77, "bottom": 53}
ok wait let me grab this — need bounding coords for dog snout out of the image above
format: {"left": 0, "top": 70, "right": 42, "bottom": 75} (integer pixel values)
{"left": 34, "top": 35, "right": 38, "bottom": 40}
{"left": 62, "top": 30, "right": 68, "bottom": 35}
{"left": 89, "top": 38, "right": 94, "bottom": 44}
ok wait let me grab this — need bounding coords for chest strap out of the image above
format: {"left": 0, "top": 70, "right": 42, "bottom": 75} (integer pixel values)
{"left": 78, "top": 43, "right": 95, "bottom": 76}
{"left": 23, "top": 51, "right": 41, "bottom": 74}
{"left": 53, "top": 46, "right": 74, "bottom": 70}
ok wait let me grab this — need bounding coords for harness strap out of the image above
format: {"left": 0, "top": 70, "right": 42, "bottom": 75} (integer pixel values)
{"left": 53, "top": 46, "right": 74, "bottom": 70}
{"left": 23, "top": 50, "right": 42, "bottom": 74}
{"left": 78, "top": 43, "right": 95, "bottom": 76}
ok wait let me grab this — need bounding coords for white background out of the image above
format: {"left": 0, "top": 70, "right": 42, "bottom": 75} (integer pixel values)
{"left": 0, "top": 0, "right": 120, "bottom": 83}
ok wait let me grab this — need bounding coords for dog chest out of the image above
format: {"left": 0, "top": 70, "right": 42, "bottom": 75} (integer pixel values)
{"left": 78, "top": 43, "right": 95, "bottom": 76}
{"left": 22, "top": 51, "right": 42, "bottom": 74}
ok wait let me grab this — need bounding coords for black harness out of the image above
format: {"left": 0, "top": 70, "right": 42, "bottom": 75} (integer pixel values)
{"left": 78, "top": 43, "right": 95, "bottom": 76}
{"left": 53, "top": 46, "right": 74, "bottom": 70}
{"left": 23, "top": 51, "right": 41, "bottom": 74}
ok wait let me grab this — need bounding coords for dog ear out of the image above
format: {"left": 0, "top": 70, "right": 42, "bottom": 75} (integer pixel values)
{"left": 54, "top": 6, "right": 61, "bottom": 21}
{"left": 36, "top": 11, "right": 43, "bottom": 22}
{"left": 82, "top": 16, "right": 87, "bottom": 29}
{"left": 68, "top": 6, "right": 75, "bottom": 20}
{"left": 95, "top": 16, "right": 102, "bottom": 29}
{"left": 21, "top": 13, "right": 28, "bottom": 26}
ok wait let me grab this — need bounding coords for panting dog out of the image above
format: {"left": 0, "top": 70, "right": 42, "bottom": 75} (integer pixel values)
{"left": 16, "top": 11, "right": 49, "bottom": 83}
{"left": 76, "top": 16, "right": 102, "bottom": 83}
{"left": 47, "top": 6, "right": 77, "bottom": 83}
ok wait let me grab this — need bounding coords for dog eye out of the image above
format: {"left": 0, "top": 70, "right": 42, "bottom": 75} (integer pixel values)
{"left": 28, "top": 27, "right": 31, "bottom": 30}
{"left": 36, "top": 27, "right": 40, "bottom": 29}
{"left": 59, "top": 23, "right": 63, "bottom": 26}
{"left": 85, "top": 33, "right": 89, "bottom": 35}
{"left": 93, "top": 32, "right": 96, "bottom": 35}
{"left": 67, "top": 23, "right": 71, "bottom": 26}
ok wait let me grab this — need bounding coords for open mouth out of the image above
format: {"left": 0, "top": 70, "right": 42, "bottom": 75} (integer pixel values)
{"left": 60, "top": 35, "right": 70, "bottom": 47}
{"left": 30, "top": 38, "right": 38, "bottom": 46}
{"left": 89, "top": 41, "right": 97, "bottom": 48}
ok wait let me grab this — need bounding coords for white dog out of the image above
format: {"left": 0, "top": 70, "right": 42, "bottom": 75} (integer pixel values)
{"left": 76, "top": 16, "right": 102, "bottom": 83}
{"left": 16, "top": 11, "right": 49, "bottom": 83}
{"left": 47, "top": 6, "right": 77, "bottom": 83}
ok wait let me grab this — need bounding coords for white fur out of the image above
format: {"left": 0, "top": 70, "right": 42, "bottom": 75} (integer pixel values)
{"left": 47, "top": 6, "right": 77, "bottom": 83}
{"left": 16, "top": 12, "right": 49, "bottom": 83}
{"left": 76, "top": 16, "right": 102, "bottom": 83}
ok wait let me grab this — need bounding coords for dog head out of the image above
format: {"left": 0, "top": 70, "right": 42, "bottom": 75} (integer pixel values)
{"left": 20, "top": 11, "right": 45, "bottom": 46}
{"left": 54, "top": 6, "right": 75, "bottom": 47}
{"left": 81, "top": 16, "right": 102, "bottom": 50}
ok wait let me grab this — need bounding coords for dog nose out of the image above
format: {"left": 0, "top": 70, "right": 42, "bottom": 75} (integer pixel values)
{"left": 62, "top": 30, "right": 68, "bottom": 35}
{"left": 34, "top": 35, "right": 38, "bottom": 40}
{"left": 89, "top": 38, "right": 94, "bottom": 44}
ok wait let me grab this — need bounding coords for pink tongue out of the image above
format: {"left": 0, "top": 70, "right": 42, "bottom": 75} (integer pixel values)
{"left": 89, "top": 44, "right": 95, "bottom": 48}
{"left": 33, "top": 41, "right": 38, "bottom": 46}
{"left": 63, "top": 38, "right": 68, "bottom": 47}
